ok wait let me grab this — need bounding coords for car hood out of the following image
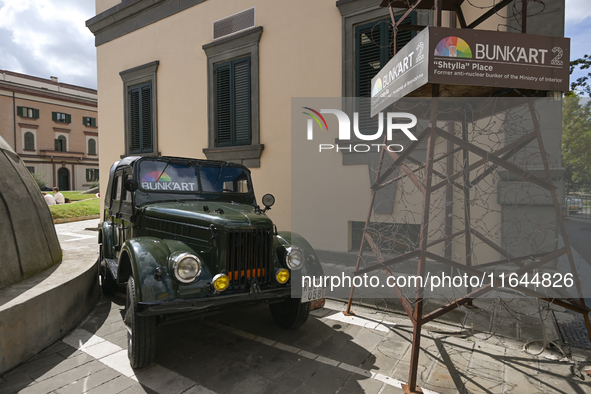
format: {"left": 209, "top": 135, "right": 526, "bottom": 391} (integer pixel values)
{"left": 142, "top": 201, "right": 272, "bottom": 229}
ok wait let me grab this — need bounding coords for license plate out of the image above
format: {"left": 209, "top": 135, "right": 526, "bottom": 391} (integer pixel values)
{"left": 302, "top": 284, "right": 324, "bottom": 303}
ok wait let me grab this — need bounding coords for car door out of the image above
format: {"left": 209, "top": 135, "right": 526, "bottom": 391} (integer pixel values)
{"left": 118, "top": 168, "right": 134, "bottom": 250}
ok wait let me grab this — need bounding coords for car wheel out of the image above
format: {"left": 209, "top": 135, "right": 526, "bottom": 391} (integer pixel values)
{"left": 125, "top": 276, "right": 156, "bottom": 368}
{"left": 99, "top": 251, "right": 117, "bottom": 296}
{"left": 269, "top": 298, "right": 310, "bottom": 329}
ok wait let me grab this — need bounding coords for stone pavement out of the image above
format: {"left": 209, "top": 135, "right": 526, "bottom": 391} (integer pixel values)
{"left": 1, "top": 219, "right": 591, "bottom": 393}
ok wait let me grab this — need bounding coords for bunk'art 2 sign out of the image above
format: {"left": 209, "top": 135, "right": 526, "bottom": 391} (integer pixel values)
{"left": 371, "top": 26, "right": 570, "bottom": 116}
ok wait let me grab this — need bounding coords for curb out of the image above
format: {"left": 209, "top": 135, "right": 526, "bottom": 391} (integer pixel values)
{"left": 53, "top": 214, "right": 100, "bottom": 224}
{"left": 0, "top": 253, "right": 99, "bottom": 374}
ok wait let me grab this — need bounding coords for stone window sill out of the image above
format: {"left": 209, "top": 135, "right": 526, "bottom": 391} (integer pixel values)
{"left": 203, "top": 144, "right": 264, "bottom": 168}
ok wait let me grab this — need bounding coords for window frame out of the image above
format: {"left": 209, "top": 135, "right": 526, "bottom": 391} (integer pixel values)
{"left": 203, "top": 26, "right": 263, "bottom": 167}
{"left": 83, "top": 116, "right": 97, "bottom": 127}
{"left": 17, "top": 106, "right": 39, "bottom": 119}
{"left": 120, "top": 61, "right": 159, "bottom": 157}
{"left": 52, "top": 112, "right": 71, "bottom": 124}
{"left": 23, "top": 131, "right": 35, "bottom": 151}
{"left": 214, "top": 56, "right": 252, "bottom": 147}
{"left": 55, "top": 135, "right": 67, "bottom": 152}
{"left": 88, "top": 138, "right": 97, "bottom": 155}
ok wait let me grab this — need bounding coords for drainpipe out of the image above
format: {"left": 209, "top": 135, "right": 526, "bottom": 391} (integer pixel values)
{"left": 12, "top": 92, "right": 17, "bottom": 150}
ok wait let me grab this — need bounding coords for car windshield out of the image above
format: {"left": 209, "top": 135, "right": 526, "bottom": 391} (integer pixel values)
{"left": 138, "top": 159, "right": 252, "bottom": 195}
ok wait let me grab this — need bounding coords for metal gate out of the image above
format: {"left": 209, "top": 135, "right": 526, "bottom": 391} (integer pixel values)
{"left": 566, "top": 195, "right": 591, "bottom": 220}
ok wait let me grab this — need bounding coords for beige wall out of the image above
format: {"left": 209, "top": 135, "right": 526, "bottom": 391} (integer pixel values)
{"left": 96, "top": 0, "right": 342, "bottom": 231}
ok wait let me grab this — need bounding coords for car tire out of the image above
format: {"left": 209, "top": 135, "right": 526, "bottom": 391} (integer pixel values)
{"left": 125, "top": 276, "right": 156, "bottom": 368}
{"left": 269, "top": 298, "right": 310, "bottom": 329}
{"left": 99, "top": 252, "right": 117, "bottom": 296}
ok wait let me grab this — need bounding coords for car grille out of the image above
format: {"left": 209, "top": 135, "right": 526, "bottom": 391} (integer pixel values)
{"left": 227, "top": 228, "right": 273, "bottom": 290}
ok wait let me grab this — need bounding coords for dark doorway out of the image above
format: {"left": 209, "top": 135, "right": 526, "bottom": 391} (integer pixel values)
{"left": 58, "top": 167, "right": 70, "bottom": 191}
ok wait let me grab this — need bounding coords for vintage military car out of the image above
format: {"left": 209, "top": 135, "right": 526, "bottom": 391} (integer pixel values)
{"left": 98, "top": 156, "right": 324, "bottom": 368}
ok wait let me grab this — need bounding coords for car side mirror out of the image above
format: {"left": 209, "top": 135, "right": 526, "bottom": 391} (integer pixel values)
{"left": 124, "top": 179, "right": 139, "bottom": 192}
{"left": 262, "top": 194, "right": 275, "bottom": 212}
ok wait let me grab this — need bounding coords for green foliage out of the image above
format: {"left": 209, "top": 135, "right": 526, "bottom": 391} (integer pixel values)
{"left": 562, "top": 96, "right": 591, "bottom": 192}
{"left": 30, "top": 172, "right": 46, "bottom": 190}
{"left": 89, "top": 181, "right": 99, "bottom": 188}
{"left": 569, "top": 55, "right": 591, "bottom": 97}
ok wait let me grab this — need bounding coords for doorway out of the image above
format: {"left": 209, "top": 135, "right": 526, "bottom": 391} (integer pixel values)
{"left": 58, "top": 167, "right": 70, "bottom": 191}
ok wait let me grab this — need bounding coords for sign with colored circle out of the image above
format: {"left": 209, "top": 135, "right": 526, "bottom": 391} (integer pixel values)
{"left": 434, "top": 36, "right": 472, "bottom": 58}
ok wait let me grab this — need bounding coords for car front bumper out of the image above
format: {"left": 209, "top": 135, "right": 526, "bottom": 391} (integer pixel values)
{"left": 137, "top": 287, "right": 293, "bottom": 316}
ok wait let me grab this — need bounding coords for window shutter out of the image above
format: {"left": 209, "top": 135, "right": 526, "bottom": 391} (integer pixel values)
{"left": 17, "top": 107, "right": 23, "bottom": 116}
{"left": 215, "top": 64, "right": 232, "bottom": 146}
{"left": 140, "top": 84, "right": 153, "bottom": 153}
{"left": 86, "top": 169, "right": 90, "bottom": 181}
{"left": 24, "top": 132, "right": 34, "bottom": 150}
{"left": 52, "top": 112, "right": 57, "bottom": 121}
{"left": 91, "top": 117, "right": 96, "bottom": 127}
{"left": 65, "top": 114, "right": 71, "bottom": 123}
{"left": 129, "top": 87, "right": 141, "bottom": 153}
{"left": 55, "top": 139, "right": 59, "bottom": 151}
{"left": 233, "top": 58, "right": 251, "bottom": 145}
{"left": 33, "top": 109, "right": 39, "bottom": 119}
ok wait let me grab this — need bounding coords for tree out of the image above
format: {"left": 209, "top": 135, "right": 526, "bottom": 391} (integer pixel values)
{"left": 562, "top": 96, "right": 591, "bottom": 192}
{"left": 569, "top": 54, "right": 591, "bottom": 97}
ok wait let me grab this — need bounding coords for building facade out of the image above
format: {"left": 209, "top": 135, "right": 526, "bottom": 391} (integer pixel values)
{"left": 0, "top": 71, "right": 99, "bottom": 191}
{"left": 86, "top": 0, "right": 565, "bottom": 255}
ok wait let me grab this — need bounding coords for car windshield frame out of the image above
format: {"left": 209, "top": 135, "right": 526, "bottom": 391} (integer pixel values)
{"left": 132, "top": 157, "right": 256, "bottom": 206}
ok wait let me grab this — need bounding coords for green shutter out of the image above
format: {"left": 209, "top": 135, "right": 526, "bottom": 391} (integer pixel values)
{"left": 33, "top": 109, "right": 39, "bottom": 119}
{"left": 17, "top": 106, "right": 23, "bottom": 116}
{"left": 214, "top": 58, "right": 251, "bottom": 147}
{"left": 52, "top": 112, "right": 57, "bottom": 121}
{"left": 129, "top": 87, "right": 141, "bottom": 153}
{"left": 24, "top": 132, "right": 34, "bottom": 150}
{"left": 215, "top": 63, "right": 232, "bottom": 146}
{"left": 233, "top": 58, "right": 251, "bottom": 145}
{"left": 86, "top": 169, "right": 90, "bottom": 181}
{"left": 55, "top": 139, "right": 59, "bottom": 151}
{"left": 140, "top": 85, "right": 153, "bottom": 153}
{"left": 91, "top": 117, "right": 96, "bottom": 127}
{"left": 128, "top": 82, "right": 152, "bottom": 154}
{"left": 65, "top": 114, "right": 71, "bottom": 123}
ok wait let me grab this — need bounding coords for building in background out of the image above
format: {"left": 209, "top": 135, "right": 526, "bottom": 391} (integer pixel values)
{"left": 0, "top": 70, "right": 99, "bottom": 191}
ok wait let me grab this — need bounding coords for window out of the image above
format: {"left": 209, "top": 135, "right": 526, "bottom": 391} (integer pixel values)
{"left": 24, "top": 132, "right": 35, "bottom": 150}
{"left": 128, "top": 82, "right": 153, "bottom": 154}
{"left": 214, "top": 57, "right": 251, "bottom": 147}
{"left": 55, "top": 135, "right": 67, "bottom": 151}
{"left": 83, "top": 117, "right": 97, "bottom": 127}
{"left": 86, "top": 168, "right": 99, "bottom": 182}
{"left": 203, "top": 27, "right": 263, "bottom": 167}
{"left": 17, "top": 107, "right": 39, "bottom": 119}
{"left": 52, "top": 112, "right": 71, "bottom": 123}
{"left": 26, "top": 166, "right": 35, "bottom": 174}
{"left": 355, "top": 15, "right": 415, "bottom": 132}
{"left": 88, "top": 138, "right": 97, "bottom": 155}
{"left": 120, "top": 61, "right": 159, "bottom": 156}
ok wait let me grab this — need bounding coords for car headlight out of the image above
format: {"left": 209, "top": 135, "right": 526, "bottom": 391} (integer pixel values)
{"left": 285, "top": 247, "right": 304, "bottom": 270}
{"left": 213, "top": 273, "right": 230, "bottom": 291}
{"left": 171, "top": 252, "right": 202, "bottom": 283}
{"left": 276, "top": 268, "right": 290, "bottom": 284}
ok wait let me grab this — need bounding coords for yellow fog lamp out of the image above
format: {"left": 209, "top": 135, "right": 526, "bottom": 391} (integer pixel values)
{"left": 276, "top": 268, "right": 290, "bottom": 284}
{"left": 213, "top": 273, "right": 230, "bottom": 292}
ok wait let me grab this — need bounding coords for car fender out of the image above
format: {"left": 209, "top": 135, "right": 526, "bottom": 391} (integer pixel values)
{"left": 120, "top": 237, "right": 214, "bottom": 303}
{"left": 99, "top": 221, "right": 115, "bottom": 260}
{"left": 275, "top": 231, "right": 323, "bottom": 278}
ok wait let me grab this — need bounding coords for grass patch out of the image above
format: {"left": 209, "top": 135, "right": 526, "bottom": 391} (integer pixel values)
{"left": 50, "top": 191, "right": 96, "bottom": 202}
{"left": 49, "top": 198, "right": 100, "bottom": 219}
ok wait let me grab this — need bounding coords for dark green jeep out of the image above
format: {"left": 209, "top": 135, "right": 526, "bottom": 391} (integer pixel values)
{"left": 98, "top": 156, "right": 324, "bottom": 368}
